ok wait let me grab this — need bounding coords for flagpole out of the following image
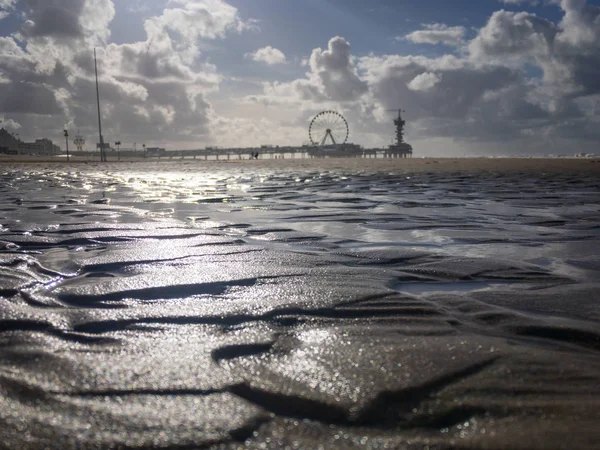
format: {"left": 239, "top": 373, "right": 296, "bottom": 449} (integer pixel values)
{"left": 94, "top": 48, "right": 105, "bottom": 162}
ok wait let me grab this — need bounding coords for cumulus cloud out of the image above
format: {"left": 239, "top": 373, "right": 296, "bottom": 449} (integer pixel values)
{"left": 308, "top": 36, "right": 368, "bottom": 101}
{"left": 245, "top": 0, "right": 599, "bottom": 151}
{"left": 238, "top": 7, "right": 596, "bottom": 151}
{"left": 0, "top": 82, "right": 63, "bottom": 115}
{"left": 20, "top": 0, "right": 115, "bottom": 43}
{"left": 408, "top": 72, "right": 442, "bottom": 91}
{"left": 470, "top": 1, "right": 600, "bottom": 99}
{"left": 245, "top": 46, "right": 286, "bottom": 64}
{"left": 0, "top": 0, "right": 260, "bottom": 147}
{"left": 149, "top": 0, "right": 248, "bottom": 41}
{"left": 0, "top": 0, "right": 17, "bottom": 9}
{"left": 246, "top": 36, "right": 367, "bottom": 109}
{"left": 404, "top": 23, "right": 467, "bottom": 47}
{"left": 468, "top": 10, "right": 557, "bottom": 65}
{"left": 21, "top": 0, "right": 84, "bottom": 38}
{"left": 0, "top": 117, "right": 21, "bottom": 129}
{"left": 0, "top": 0, "right": 598, "bottom": 154}
{"left": 358, "top": 53, "right": 526, "bottom": 128}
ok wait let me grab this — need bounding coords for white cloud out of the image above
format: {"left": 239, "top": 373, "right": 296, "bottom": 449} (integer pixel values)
{"left": 0, "top": 117, "right": 21, "bottom": 129}
{"left": 404, "top": 23, "right": 467, "bottom": 47}
{"left": 245, "top": 0, "right": 598, "bottom": 150}
{"left": 308, "top": 36, "right": 368, "bottom": 101}
{"left": 468, "top": 10, "right": 556, "bottom": 65}
{"left": 151, "top": 0, "right": 243, "bottom": 41}
{"left": 470, "top": 1, "right": 600, "bottom": 98}
{"left": 0, "top": 0, "right": 598, "bottom": 154}
{"left": 245, "top": 36, "right": 368, "bottom": 109}
{"left": 0, "top": 0, "right": 260, "bottom": 147}
{"left": 408, "top": 72, "right": 442, "bottom": 91}
{"left": 500, "top": 0, "right": 540, "bottom": 4}
{"left": 246, "top": 46, "right": 287, "bottom": 65}
{"left": 232, "top": 3, "right": 599, "bottom": 151}
{"left": 0, "top": 0, "right": 17, "bottom": 9}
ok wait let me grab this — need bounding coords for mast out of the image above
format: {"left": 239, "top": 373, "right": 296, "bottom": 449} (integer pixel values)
{"left": 394, "top": 109, "right": 405, "bottom": 145}
{"left": 94, "top": 48, "right": 105, "bottom": 162}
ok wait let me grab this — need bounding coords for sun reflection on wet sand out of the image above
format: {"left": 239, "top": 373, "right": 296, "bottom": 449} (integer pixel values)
{"left": 0, "top": 160, "right": 599, "bottom": 448}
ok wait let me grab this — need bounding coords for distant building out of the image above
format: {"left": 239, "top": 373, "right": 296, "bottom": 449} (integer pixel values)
{"left": 18, "top": 142, "right": 44, "bottom": 154}
{"left": 0, "top": 128, "right": 61, "bottom": 155}
{"left": 0, "top": 128, "right": 20, "bottom": 154}
{"left": 34, "top": 138, "right": 61, "bottom": 155}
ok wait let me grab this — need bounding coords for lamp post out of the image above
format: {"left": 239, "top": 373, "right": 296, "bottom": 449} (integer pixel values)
{"left": 64, "top": 129, "right": 70, "bottom": 162}
{"left": 142, "top": 144, "right": 146, "bottom": 158}
{"left": 115, "top": 141, "right": 121, "bottom": 161}
{"left": 94, "top": 48, "right": 105, "bottom": 162}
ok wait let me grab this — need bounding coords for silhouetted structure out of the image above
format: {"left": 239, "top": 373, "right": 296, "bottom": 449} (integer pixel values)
{"left": 95, "top": 48, "right": 107, "bottom": 162}
{"left": 386, "top": 109, "right": 413, "bottom": 158}
{"left": 0, "top": 128, "right": 60, "bottom": 155}
{"left": 74, "top": 132, "right": 85, "bottom": 151}
{"left": 309, "top": 111, "right": 349, "bottom": 145}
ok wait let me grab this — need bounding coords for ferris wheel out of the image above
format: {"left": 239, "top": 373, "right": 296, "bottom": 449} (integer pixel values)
{"left": 309, "top": 110, "right": 349, "bottom": 145}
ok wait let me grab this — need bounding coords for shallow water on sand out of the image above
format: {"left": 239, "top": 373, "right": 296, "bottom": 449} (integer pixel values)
{"left": 1, "top": 161, "right": 600, "bottom": 449}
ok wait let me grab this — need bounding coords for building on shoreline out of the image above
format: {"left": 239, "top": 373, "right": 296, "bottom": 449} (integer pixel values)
{"left": 0, "top": 128, "right": 61, "bottom": 155}
{"left": 0, "top": 128, "right": 19, "bottom": 154}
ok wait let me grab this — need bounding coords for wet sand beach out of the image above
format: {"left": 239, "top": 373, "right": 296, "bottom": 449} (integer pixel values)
{"left": 2, "top": 155, "right": 600, "bottom": 173}
{"left": 1, "top": 158, "right": 599, "bottom": 449}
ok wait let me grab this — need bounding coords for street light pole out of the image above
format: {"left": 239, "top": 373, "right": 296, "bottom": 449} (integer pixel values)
{"left": 64, "top": 129, "right": 70, "bottom": 162}
{"left": 115, "top": 141, "right": 121, "bottom": 161}
{"left": 94, "top": 48, "right": 105, "bottom": 162}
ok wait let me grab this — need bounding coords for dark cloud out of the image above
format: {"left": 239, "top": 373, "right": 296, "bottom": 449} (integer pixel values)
{"left": 21, "top": 0, "right": 85, "bottom": 38}
{"left": 0, "top": 81, "right": 62, "bottom": 115}
{"left": 72, "top": 51, "right": 96, "bottom": 75}
{"left": 365, "top": 58, "right": 521, "bottom": 121}
{"left": 117, "top": 45, "right": 193, "bottom": 81}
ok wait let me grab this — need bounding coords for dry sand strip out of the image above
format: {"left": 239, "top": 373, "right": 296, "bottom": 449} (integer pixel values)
{"left": 1, "top": 156, "right": 600, "bottom": 174}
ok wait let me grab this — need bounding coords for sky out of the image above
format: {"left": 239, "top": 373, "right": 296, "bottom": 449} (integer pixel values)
{"left": 0, "top": 0, "right": 599, "bottom": 156}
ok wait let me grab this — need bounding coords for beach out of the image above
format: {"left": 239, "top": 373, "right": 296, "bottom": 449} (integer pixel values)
{"left": 1, "top": 157, "right": 599, "bottom": 449}
{"left": 2, "top": 155, "right": 600, "bottom": 173}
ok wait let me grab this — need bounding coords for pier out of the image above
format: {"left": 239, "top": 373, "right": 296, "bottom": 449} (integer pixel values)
{"left": 65, "top": 107, "right": 414, "bottom": 161}
{"left": 69, "top": 143, "right": 412, "bottom": 161}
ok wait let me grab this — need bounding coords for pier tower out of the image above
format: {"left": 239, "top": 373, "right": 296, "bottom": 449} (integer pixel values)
{"left": 386, "top": 109, "right": 413, "bottom": 158}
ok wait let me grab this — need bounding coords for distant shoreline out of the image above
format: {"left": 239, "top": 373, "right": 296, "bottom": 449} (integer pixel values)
{"left": 1, "top": 155, "right": 599, "bottom": 174}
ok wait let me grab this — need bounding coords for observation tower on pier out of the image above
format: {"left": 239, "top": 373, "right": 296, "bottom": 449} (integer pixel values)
{"left": 386, "top": 109, "right": 413, "bottom": 158}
